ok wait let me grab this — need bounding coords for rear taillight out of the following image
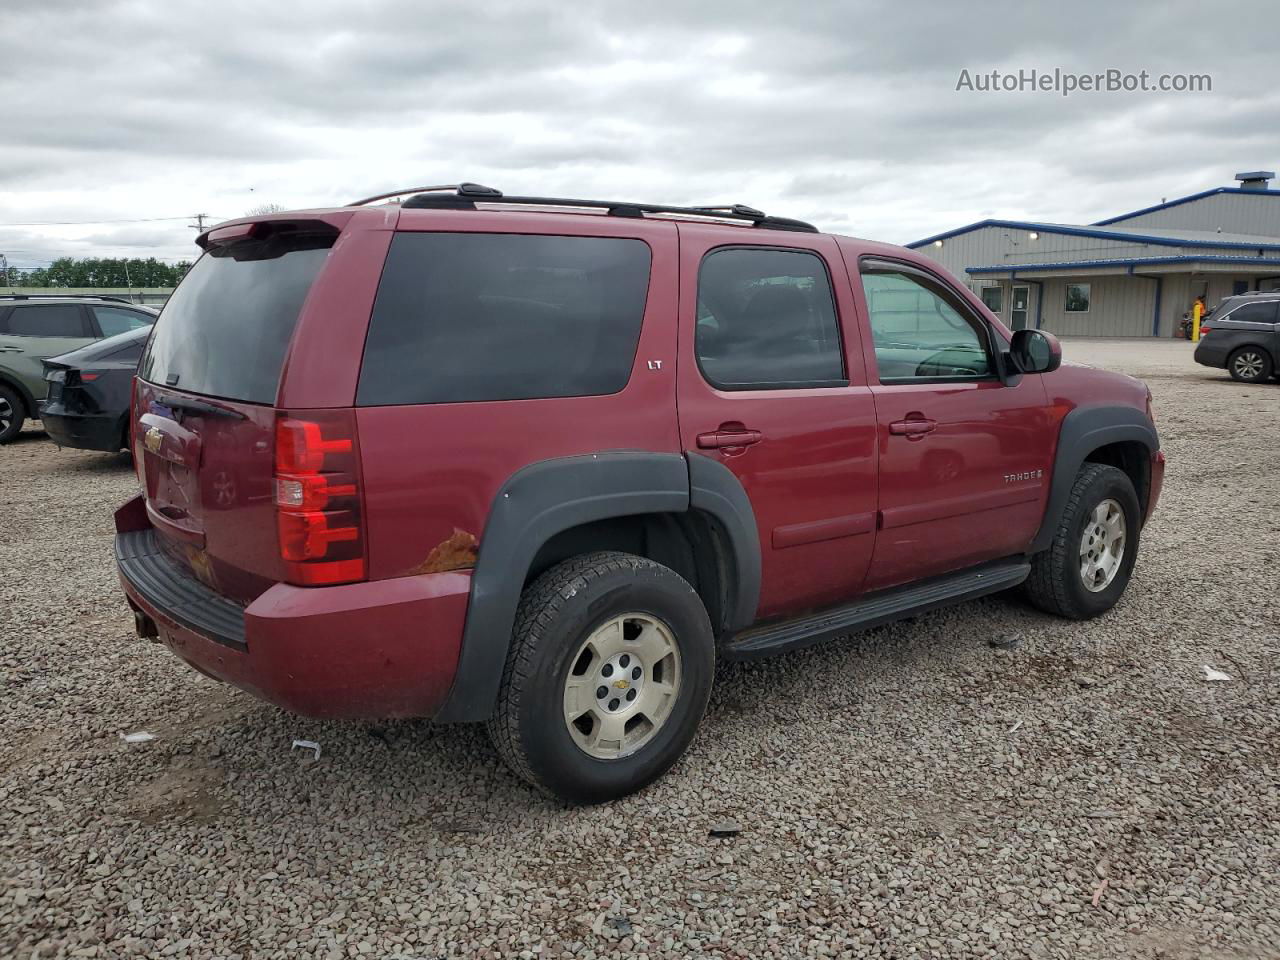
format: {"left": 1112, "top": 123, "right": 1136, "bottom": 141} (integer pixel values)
{"left": 1198, "top": 325, "right": 1211, "bottom": 336}
{"left": 131, "top": 378, "right": 144, "bottom": 487}
{"left": 273, "top": 410, "right": 366, "bottom": 586}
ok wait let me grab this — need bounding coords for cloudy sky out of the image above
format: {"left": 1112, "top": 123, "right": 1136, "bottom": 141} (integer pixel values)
{"left": 3, "top": 0, "right": 1278, "bottom": 270}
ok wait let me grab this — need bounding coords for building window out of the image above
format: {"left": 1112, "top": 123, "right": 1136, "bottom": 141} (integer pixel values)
{"left": 1065, "top": 283, "right": 1091, "bottom": 313}
{"left": 979, "top": 286, "right": 1003, "bottom": 313}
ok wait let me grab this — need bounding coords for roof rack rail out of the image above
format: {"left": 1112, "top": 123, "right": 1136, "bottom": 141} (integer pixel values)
{"left": 348, "top": 184, "right": 464, "bottom": 206}
{"left": 356, "top": 182, "right": 819, "bottom": 232}
{"left": 0, "top": 294, "right": 138, "bottom": 304}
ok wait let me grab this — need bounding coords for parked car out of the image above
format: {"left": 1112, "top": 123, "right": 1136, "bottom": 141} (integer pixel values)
{"left": 40, "top": 325, "right": 151, "bottom": 452}
{"left": 1193, "top": 291, "right": 1279, "bottom": 383}
{"left": 113, "top": 185, "right": 1164, "bottom": 803}
{"left": 0, "top": 296, "right": 157, "bottom": 443}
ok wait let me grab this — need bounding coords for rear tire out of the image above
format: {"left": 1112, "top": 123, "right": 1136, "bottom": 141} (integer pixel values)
{"left": 0, "top": 385, "right": 25, "bottom": 444}
{"left": 1023, "top": 463, "right": 1141, "bottom": 620}
{"left": 487, "top": 551, "right": 715, "bottom": 804}
{"left": 1227, "top": 346, "right": 1273, "bottom": 383}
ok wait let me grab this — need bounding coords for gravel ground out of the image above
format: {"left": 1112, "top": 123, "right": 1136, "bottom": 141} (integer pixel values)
{"left": 2, "top": 339, "right": 1277, "bottom": 960}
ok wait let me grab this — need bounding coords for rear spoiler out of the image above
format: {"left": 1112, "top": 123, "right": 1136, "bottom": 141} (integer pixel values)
{"left": 195, "top": 212, "right": 357, "bottom": 251}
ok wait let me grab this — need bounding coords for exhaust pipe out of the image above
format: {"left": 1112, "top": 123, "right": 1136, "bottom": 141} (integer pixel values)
{"left": 133, "top": 609, "right": 159, "bottom": 640}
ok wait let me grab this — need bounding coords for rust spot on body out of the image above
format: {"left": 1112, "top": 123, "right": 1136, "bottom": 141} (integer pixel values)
{"left": 409, "top": 528, "right": 478, "bottom": 575}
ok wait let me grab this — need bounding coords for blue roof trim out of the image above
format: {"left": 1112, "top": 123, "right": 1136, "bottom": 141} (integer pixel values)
{"left": 1093, "top": 186, "right": 1280, "bottom": 225}
{"left": 906, "top": 216, "right": 1280, "bottom": 251}
{"left": 966, "top": 254, "right": 1280, "bottom": 275}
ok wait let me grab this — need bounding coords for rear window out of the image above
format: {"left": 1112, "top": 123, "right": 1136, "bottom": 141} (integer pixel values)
{"left": 357, "top": 232, "right": 651, "bottom": 406}
{"left": 140, "top": 233, "right": 333, "bottom": 403}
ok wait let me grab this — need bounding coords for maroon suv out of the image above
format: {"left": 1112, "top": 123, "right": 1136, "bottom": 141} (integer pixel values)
{"left": 115, "top": 184, "right": 1164, "bottom": 803}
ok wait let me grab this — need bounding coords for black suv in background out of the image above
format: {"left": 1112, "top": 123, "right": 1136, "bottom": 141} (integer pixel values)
{"left": 40, "top": 325, "right": 152, "bottom": 452}
{"left": 1194, "top": 291, "right": 1280, "bottom": 383}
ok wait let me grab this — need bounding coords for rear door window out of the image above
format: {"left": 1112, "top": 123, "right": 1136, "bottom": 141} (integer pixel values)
{"left": 1224, "top": 300, "right": 1278, "bottom": 323}
{"left": 93, "top": 305, "right": 154, "bottom": 337}
{"left": 694, "top": 247, "right": 846, "bottom": 390}
{"left": 140, "top": 233, "right": 333, "bottom": 403}
{"left": 357, "top": 233, "right": 651, "bottom": 406}
{"left": 3, "top": 304, "right": 89, "bottom": 337}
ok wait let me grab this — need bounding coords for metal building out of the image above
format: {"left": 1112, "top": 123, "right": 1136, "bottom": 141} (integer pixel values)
{"left": 908, "top": 171, "right": 1280, "bottom": 337}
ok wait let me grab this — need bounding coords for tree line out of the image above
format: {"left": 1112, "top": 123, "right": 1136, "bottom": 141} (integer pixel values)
{"left": 4, "top": 257, "right": 192, "bottom": 288}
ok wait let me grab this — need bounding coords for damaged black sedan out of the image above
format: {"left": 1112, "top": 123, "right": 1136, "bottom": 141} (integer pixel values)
{"left": 40, "top": 326, "right": 150, "bottom": 453}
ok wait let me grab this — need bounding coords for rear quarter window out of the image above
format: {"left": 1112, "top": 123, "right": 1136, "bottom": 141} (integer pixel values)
{"left": 140, "top": 232, "right": 333, "bottom": 404}
{"left": 356, "top": 232, "right": 651, "bottom": 406}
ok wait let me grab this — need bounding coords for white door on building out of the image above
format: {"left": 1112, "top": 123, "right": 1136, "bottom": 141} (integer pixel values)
{"left": 1010, "top": 285, "right": 1030, "bottom": 330}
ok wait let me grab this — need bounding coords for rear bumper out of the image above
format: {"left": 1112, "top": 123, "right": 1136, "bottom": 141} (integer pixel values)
{"left": 1192, "top": 339, "right": 1229, "bottom": 368}
{"left": 114, "top": 501, "right": 470, "bottom": 720}
{"left": 40, "top": 409, "right": 125, "bottom": 452}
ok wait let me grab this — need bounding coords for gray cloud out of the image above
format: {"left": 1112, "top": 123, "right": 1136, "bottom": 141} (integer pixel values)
{"left": 1, "top": 0, "right": 1276, "bottom": 268}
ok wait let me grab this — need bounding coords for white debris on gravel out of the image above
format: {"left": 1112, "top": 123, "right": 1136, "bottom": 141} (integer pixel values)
{"left": 2, "top": 339, "right": 1279, "bottom": 959}
{"left": 291, "top": 739, "right": 323, "bottom": 760}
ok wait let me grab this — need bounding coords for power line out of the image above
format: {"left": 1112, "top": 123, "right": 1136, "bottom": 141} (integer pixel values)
{"left": 0, "top": 215, "right": 198, "bottom": 227}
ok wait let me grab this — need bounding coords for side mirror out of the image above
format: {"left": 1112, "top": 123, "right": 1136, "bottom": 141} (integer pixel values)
{"left": 1008, "top": 329, "right": 1062, "bottom": 375}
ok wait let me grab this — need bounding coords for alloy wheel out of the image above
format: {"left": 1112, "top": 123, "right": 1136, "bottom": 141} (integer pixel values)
{"left": 1079, "top": 498, "right": 1126, "bottom": 592}
{"left": 1233, "top": 351, "right": 1265, "bottom": 380}
{"left": 562, "top": 612, "right": 681, "bottom": 760}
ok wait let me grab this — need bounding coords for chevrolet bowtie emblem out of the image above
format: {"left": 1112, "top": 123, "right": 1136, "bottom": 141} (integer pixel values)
{"left": 612, "top": 678, "right": 630, "bottom": 690}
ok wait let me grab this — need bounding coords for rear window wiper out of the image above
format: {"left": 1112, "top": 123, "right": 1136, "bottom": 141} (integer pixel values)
{"left": 155, "top": 394, "right": 247, "bottom": 421}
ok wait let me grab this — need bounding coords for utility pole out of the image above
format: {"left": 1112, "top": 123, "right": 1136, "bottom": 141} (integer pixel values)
{"left": 189, "top": 213, "right": 209, "bottom": 233}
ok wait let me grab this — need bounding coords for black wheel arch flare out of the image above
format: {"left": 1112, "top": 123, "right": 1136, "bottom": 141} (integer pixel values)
{"left": 1030, "top": 405, "right": 1159, "bottom": 555}
{"left": 434, "top": 451, "right": 762, "bottom": 723}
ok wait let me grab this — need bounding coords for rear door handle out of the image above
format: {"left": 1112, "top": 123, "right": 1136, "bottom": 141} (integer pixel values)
{"left": 697, "top": 428, "right": 763, "bottom": 449}
{"left": 889, "top": 417, "right": 937, "bottom": 437}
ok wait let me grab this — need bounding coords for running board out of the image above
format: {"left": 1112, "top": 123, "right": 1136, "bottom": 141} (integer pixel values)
{"left": 723, "top": 558, "right": 1031, "bottom": 661}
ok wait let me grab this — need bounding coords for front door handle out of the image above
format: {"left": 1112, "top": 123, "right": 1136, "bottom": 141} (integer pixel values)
{"left": 697, "top": 426, "right": 763, "bottom": 449}
{"left": 889, "top": 416, "right": 937, "bottom": 438}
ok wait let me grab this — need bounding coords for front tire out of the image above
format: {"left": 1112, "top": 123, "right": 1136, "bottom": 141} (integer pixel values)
{"left": 1227, "top": 346, "right": 1273, "bottom": 383}
{"left": 0, "top": 385, "right": 25, "bottom": 444}
{"left": 1023, "top": 463, "right": 1141, "bottom": 620}
{"left": 487, "top": 551, "right": 715, "bottom": 804}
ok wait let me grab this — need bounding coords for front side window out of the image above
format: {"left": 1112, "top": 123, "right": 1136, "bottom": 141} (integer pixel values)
{"left": 358, "top": 233, "right": 651, "bottom": 406}
{"left": 1065, "top": 283, "right": 1091, "bottom": 313}
{"left": 860, "top": 269, "right": 993, "bottom": 381}
{"left": 695, "top": 247, "right": 845, "bottom": 390}
{"left": 980, "top": 286, "right": 1004, "bottom": 313}
{"left": 93, "top": 306, "right": 153, "bottom": 338}
{"left": 4, "top": 304, "right": 86, "bottom": 337}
